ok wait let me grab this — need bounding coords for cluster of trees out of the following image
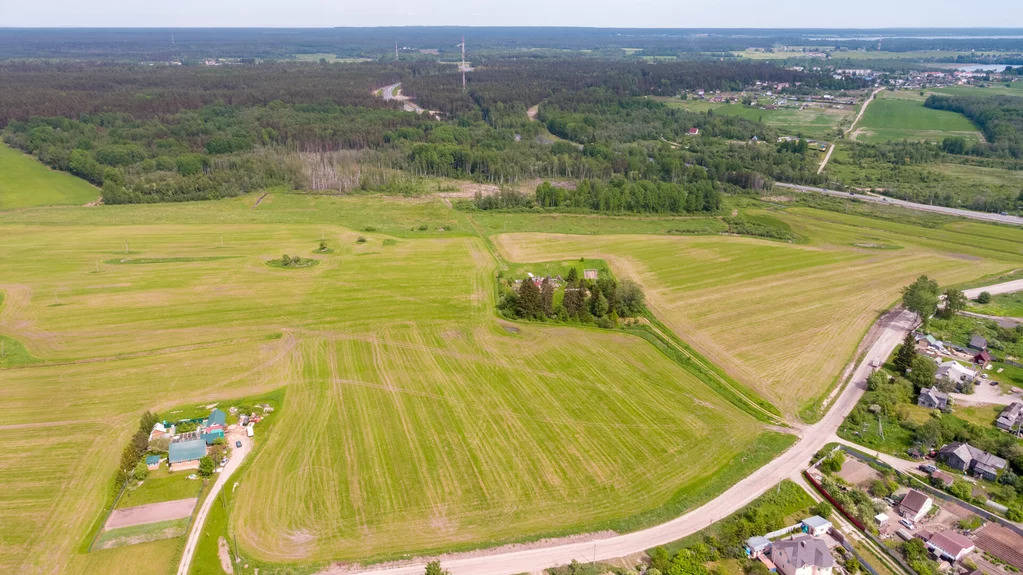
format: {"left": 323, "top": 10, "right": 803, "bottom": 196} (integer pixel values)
{"left": 925, "top": 94, "right": 1023, "bottom": 159}
{"left": 818, "top": 462, "right": 888, "bottom": 528}
{"left": 498, "top": 267, "right": 644, "bottom": 328}
{"left": 117, "top": 411, "right": 160, "bottom": 488}
{"left": 901, "top": 275, "right": 965, "bottom": 325}
{"left": 542, "top": 178, "right": 720, "bottom": 213}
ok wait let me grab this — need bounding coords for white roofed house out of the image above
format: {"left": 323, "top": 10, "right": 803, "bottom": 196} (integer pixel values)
{"left": 935, "top": 361, "right": 976, "bottom": 388}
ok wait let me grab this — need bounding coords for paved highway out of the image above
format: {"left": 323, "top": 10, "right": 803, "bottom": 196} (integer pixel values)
{"left": 775, "top": 182, "right": 1023, "bottom": 227}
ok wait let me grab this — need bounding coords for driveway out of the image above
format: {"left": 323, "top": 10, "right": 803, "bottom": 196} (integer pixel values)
{"left": 176, "top": 428, "right": 252, "bottom": 575}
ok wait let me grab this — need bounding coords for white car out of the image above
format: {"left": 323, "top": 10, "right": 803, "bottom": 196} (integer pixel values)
{"left": 899, "top": 518, "right": 915, "bottom": 530}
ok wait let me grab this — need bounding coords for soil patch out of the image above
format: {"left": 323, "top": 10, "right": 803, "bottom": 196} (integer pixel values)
{"left": 104, "top": 497, "right": 197, "bottom": 530}
{"left": 219, "top": 536, "right": 236, "bottom": 574}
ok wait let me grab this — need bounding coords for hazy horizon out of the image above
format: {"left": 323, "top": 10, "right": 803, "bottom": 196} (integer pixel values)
{"left": 3, "top": 0, "right": 1022, "bottom": 29}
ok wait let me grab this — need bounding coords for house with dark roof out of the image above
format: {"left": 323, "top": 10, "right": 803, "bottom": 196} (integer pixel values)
{"left": 770, "top": 535, "right": 834, "bottom": 575}
{"left": 969, "top": 335, "right": 988, "bottom": 351}
{"left": 924, "top": 530, "right": 975, "bottom": 562}
{"left": 997, "top": 403, "right": 1023, "bottom": 432}
{"left": 168, "top": 438, "right": 207, "bottom": 470}
{"left": 898, "top": 489, "right": 933, "bottom": 523}
{"left": 939, "top": 442, "right": 1007, "bottom": 481}
{"left": 918, "top": 387, "right": 950, "bottom": 410}
{"left": 975, "top": 350, "right": 992, "bottom": 366}
{"left": 930, "top": 470, "right": 954, "bottom": 488}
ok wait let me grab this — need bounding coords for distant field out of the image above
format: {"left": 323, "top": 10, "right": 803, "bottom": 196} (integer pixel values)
{"left": 930, "top": 83, "right": 1023, "bottom": 98}
{"left": 661, "top": 98, "right": 853, "bottom": 139}
{"left": 0, "top": 142, "right": 98, "bottom": 209}
{"left": 852, "top": 93, "right": 982, "bottom": 143}
{"left": 0, "top": 193, "right": 778, "bottom": 572}
{"left": 292, "top": 53, "right": 371, "bottom": 63}
{"left": 494, "top": 207, "right": 1023, "bottom": 419}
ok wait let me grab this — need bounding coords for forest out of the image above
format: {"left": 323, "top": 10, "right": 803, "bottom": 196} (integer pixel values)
{"left": 925, "top": 93, "right": 1023, "bottom": 159}
{"left": 0, "top": 59, "right": 835, "bottom": 203}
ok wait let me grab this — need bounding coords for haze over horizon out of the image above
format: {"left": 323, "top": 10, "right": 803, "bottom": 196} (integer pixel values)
{"left": 2, "top": 0, "right": 1022, "bottom": 29}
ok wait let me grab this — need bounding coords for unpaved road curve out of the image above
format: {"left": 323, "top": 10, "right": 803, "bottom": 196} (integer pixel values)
{"left": 176, "top": 431, "right": 252, "bottom": 575}
{"left": 321, "top": 309, "right": 920, "bottom": 575}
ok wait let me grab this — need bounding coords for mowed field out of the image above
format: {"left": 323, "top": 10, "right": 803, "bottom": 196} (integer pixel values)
{"left": 0, "top": 142, "right": 99, "bottom": 209}
{"left": 0, "top": 195, "right": 774, "bottom": 573}
{"left": 851, "top": 91, "right": 983, "bottom": 143}
{"left": 494, "top": 207, "right": 1023, "bottom": 419}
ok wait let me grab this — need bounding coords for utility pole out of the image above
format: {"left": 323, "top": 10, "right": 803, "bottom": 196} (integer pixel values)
{"left": 395, "top": 40, "right": 399, "bottom": 61}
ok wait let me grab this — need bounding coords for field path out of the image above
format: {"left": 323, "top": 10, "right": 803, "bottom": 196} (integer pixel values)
{"left": 322, "top": 308, "right": 923, "bottom": 575}
{"left": 176, "top": 431, "right": 252, "bottom": 575}
{"left": 818, "top": 87, "right": 884, "bottom": 174}
{"left": 105, "top": 497, "right": 196, "bottom": 530}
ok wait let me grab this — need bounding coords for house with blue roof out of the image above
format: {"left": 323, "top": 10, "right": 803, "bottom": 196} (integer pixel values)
{"left": 168, "top": 438, "right": 207, "bottom": 470}
{"left": 206, "top": 408, "right": 227, "bottom": 431}
{"left": 145, "top": 454, "right": 162, "bottom": 470}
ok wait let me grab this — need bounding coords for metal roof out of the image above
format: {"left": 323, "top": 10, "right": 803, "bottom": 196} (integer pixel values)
{"left": 168, "top": 439, "right": 207, "bottom": 463}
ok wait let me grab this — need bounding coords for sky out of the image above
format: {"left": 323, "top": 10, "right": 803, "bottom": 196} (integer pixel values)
{"left": 2, "top": 0, "right": 1022, "bottom": 28}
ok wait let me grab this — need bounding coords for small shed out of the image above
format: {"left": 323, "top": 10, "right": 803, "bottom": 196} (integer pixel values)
{"left": 145, "top": 455, "right": 162, "bottom": 470}
{"left": 975, "top": 350, "right": 992, "bottom": 365}
{"left": 801, "top": 515, "right": 832, "bottom": 537}
{"left": 746, "top": 535, "right": 771, "bottom": 558}
{"left": 583, "top": 269, "right": 598, "bottom": 280}
{"left": 875, "top": 513, "right": 889, "bottom": 526}
{"left": 969, "top": 335, "right": 988, "bottom": 351}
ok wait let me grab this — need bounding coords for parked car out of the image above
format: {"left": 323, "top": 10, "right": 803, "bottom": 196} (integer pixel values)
{"left": 235, "top": 440, "right": 242, "bottom": 448}
{"left": 899, "top": 518, "right": 915, "bottom": 529}
{"left": 919, "top": 464, "right": 937, "bottom": 473}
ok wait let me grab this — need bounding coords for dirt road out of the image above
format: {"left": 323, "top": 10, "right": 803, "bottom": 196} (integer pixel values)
{"left": 817, "top": 87, "right": 884, "bottom": 174}
{"left": 323, "top": 310, "right": 920, "bottom": 575}
{"left": 176, "top": 430, "right": 252, "bottom": 575}
{"left": 775, "top": 182, "right": 1023, "bottom": 226}
{"left": 965, "top": 279, "right": 1023, "bottom": 300}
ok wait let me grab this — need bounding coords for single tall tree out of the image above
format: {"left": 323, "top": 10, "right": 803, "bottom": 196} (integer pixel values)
{"left": 540, "top": 278, "right": 554, "bottom": 317}
{"left": 902, "top": 275, "right": 940, "bottom": 323}
{"left": 894, "top": 332, "right": 917, "bottom": 374}
{"left": 425, "top": 561, "right": 449, "bottom": 575}
{"left": 516, "top": 278, "right": 542, "bottom": 319}
{"left": 941, "top": 288, "right": 967, "bottom": 318}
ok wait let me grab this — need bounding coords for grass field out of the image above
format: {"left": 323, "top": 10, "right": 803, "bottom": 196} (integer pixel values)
{"left": 852, "top": 92, "right": 982, "bottom": 143}
{"left": 0, "top": 193, "right": 782, "bottom": 573}
{"left": 969, "top": 291, "right": 1023, "bottom": 318}
{"left": 0, "top": 142, "right": 99, "bottom": 210}
{"left": 115, "top": 468, "right": 203, "bottom": 510}
{"left": 494, "top": 206, "right": 1023, "bottom": 419}
{"left": 660, "top": 98, "right": 853, "bottom": 139}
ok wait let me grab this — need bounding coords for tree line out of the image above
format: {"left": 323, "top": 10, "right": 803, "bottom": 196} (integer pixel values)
{"left": 925, "top": 93, "right": 1023, "bottom": 160}
{"left": 498, "top": 267, "right": 645, "bottom": 328}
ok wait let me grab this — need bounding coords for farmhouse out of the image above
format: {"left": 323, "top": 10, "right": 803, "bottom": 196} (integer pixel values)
{"left": 168, "top": 438, "right": 207, "bottom": 470}
{"left": 969, "top": 335, "right": 988, "bottom": 351}
{"left": 935, "top": 361, "right": 976, "bottom": 386}
{"left": 770, "top": 535, "right": 834, "bottom": 575}
{"left": 898, "top": 489, "right": 933, "bottom": 523}
{"left": 205, "top": 408, "right": 227, "bottom": 432}
{"left": 918, "top": 387, "right": 949, "bottom": 410}
{"left": 149, "top": 422, "right": 169, "bottom": 441}
{"left": 800, "top": 515, "right": 832, "bottom": 537}
{"left": 996, "top": 403, "right": 1023, "bottom": 432}
{"left": 687, "top": 128, "right": 700, "bottom": 135}
{"left": 924, "top": 530, "right": 975, "bottom": 562}
{"left": 939, "top": 442, "right": 1007, "bottom": 480}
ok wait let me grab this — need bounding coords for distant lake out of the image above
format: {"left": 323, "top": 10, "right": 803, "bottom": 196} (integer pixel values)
{"left": 957, "top": 64, "right": 1009, "bottom": 72}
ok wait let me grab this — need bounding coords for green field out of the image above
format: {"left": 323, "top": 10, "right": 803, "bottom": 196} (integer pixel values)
{"left": 969, "top": 291, "right": 1023, "bottom": 318}
{"left": 661, "top": 98, "right": 854, "bottom": 139}
{"left": 0, "top": 193, "right": 786, "bottom": 573}
{"left": 852, "top": 92, "right": 983, "bottom": 143}
{"left": 0, "top": 142, "right": 99, "bottom": 209}
{"left": 495, "top": 206, "right": 1023, "bottom": 419}
{"left": 115, "top": 468, "right": 203, "bottom": 510}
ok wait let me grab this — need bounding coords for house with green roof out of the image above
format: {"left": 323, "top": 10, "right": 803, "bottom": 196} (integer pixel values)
{"left": 205, "top": 408, "right": 227, "bottom": 431}
{"left": 145, "top": 454, "right": 162, "bottom": 470}
{"left": 168, "top": 438, "right": 207, "bottom": 470}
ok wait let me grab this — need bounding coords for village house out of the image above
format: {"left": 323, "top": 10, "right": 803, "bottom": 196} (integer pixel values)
{"left": 923, "top": 530, "right": 975, "bottom": 562}
{"left": 746, "top": 535, "right": 771, "bottom": 559}
{"left": 918, "top": 387, "right": 950, "bottom": 410}
{"left": 770, "top": 535, "right": 834, "bottom": 575}
{"left": 996, "top": 403, "right": 1023, "bottom": 432}
{"left": 930, "top": 470, "right": 954, "bottom": 488}
{"left": 898, "top": 489, "right": 933, "bottom": 523}
{"left": 149, "top": 422, "right": 169, "bottom": 441}
{"left": 969, "top": 335, "right": 988, "bottom": 352}
{"left": 975, "top": 350, "right": 992, "bottom": 366}
{"left": 939, "top": 442, "right": 1007, "bottom": 481}
{"left": 935, "top": 361, "right": 976, "bottom": 386}
{"left": 168, "top": 438, "right": 207, "bottom": 470}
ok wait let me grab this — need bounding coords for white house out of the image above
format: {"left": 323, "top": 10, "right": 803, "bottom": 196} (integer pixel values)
{"left": 898, "top": 489, "right": 933, "bottom": 523}
{"left": 936, "top": 361, "right": 976, "bottom": 385}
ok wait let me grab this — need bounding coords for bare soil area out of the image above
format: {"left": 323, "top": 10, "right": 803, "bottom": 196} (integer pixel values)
{"left": 105, "top": 497, "right": 197, "bottom": 530}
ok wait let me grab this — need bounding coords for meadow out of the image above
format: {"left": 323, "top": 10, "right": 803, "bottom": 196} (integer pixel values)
{"left": 0, "top": 194, "right": 779, "bottom": 573}
{"left": 494, "top": 205, "right": 1023, "bottom": 420}
{"left": 660, "top": 98, "right": 853, "bottom": 139}
{"left": 851, "top": 91, "right": 982, "bottom": 143}
{"left": 0, "top": 142, "right": 99, "bottom": 209}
